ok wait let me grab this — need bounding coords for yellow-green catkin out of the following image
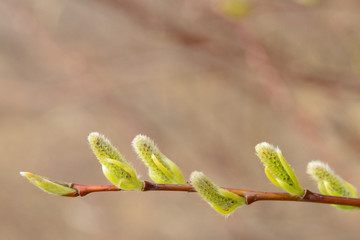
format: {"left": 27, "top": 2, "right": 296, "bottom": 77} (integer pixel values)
{"left": 307, "top": 161, "right": 358, "bottom": 210}
{"left": 20, "top": 172, "right": 76, "bottom": 196}
{"left": 255, "top": 142, "right": 304, "bottom": 196}
{"left": 132, "top": 134, "right": 186, "bottom": 184}
{"left": 190, "top": 171, "right": 246, "bottom": 216}
{"left": 88, "top": 132, "right": 123, "bottom": 162}
{"left": 88, "top": 132, "right": 143, "bottom": 190}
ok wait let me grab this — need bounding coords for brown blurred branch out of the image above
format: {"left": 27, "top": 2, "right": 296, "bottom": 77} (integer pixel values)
{"left": 285, "top": 69, "right": 360, "bottom": 94}
{"left": 65, "top": 181, "right": 360, "bottom": 207}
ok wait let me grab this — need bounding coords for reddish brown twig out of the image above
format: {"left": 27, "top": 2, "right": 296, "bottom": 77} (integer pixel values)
{"left": 65, "top": 181, "right": 360, "bottom": 207}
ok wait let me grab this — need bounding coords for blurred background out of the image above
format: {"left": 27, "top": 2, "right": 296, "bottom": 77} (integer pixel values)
{"left": 1, "top": 0, "right": 360, "bottom": 239}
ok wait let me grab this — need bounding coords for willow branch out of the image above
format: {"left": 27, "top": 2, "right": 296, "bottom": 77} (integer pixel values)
{"left": 64, "top": 181, "right": 360, "bottom": 207}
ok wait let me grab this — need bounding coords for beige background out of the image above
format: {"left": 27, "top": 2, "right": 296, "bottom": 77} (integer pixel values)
{"left": 1, "top": 0, "right": 360, "bottom": 239}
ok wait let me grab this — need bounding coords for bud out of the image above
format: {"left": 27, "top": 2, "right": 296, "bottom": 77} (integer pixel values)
{"left": 132, "top": 135, "right": 185, "bottom": 184}
{"left": 20, "top": 172, "right": 76, "bottom": 196}
{"left": 190, "top": 171, "right": 246, "bottom": 215}
{"left": 255, "top": 142, "right": 304, "bottom": 196}
{"left": 307, "top": 161, "right": 358, "bottom": 210}
{"left": 88, "top": 132, "right": 143, "bottom": 190}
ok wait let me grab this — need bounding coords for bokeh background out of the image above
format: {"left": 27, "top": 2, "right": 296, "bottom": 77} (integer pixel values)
{"left": 1, "top": 0, "right": 360, "bottom": 239}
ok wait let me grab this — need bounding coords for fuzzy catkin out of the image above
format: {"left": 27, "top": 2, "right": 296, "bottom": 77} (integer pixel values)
{"left": 256, "top": 143, "right": 294, "bottom": 185}
{"left": 132, "top": 135, "right": 167, "bottom": 170}
{"left": 88, "top": 132, "right": 123, "bottom": 162}
{"left": 191, "top": 171, "right": 245, "bottom": 215}
{"left": 88, "top": 133, "right": 143, "bottom": 190}
{"left": 307, "top": 161, "right": 355, "bottom": 197}
{"left": 132, "top": 134, "right": 185, "bottom": 184}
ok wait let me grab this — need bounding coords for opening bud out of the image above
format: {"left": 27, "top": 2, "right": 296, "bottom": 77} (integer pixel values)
{"left": 99, "top": 158, "right": 144, "bottom": 190}
{"left": 255, "top": 142, "right": 304, "bottom": 196}
{"left": 132, "top": 135, "right": 185, "bottom": 184}
{"left": 307, "top": 161, "right": 358, "bottom": 210}
{"left": 190, "top": 171, "right": 246, "bottom": 216}
{"left": 88, "top": 132, "right": 143, "bottom": 190}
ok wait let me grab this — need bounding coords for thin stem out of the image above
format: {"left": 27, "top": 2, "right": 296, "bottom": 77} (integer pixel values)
{"left": 65, "top": 181, "right": 360, "bottom": 208}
